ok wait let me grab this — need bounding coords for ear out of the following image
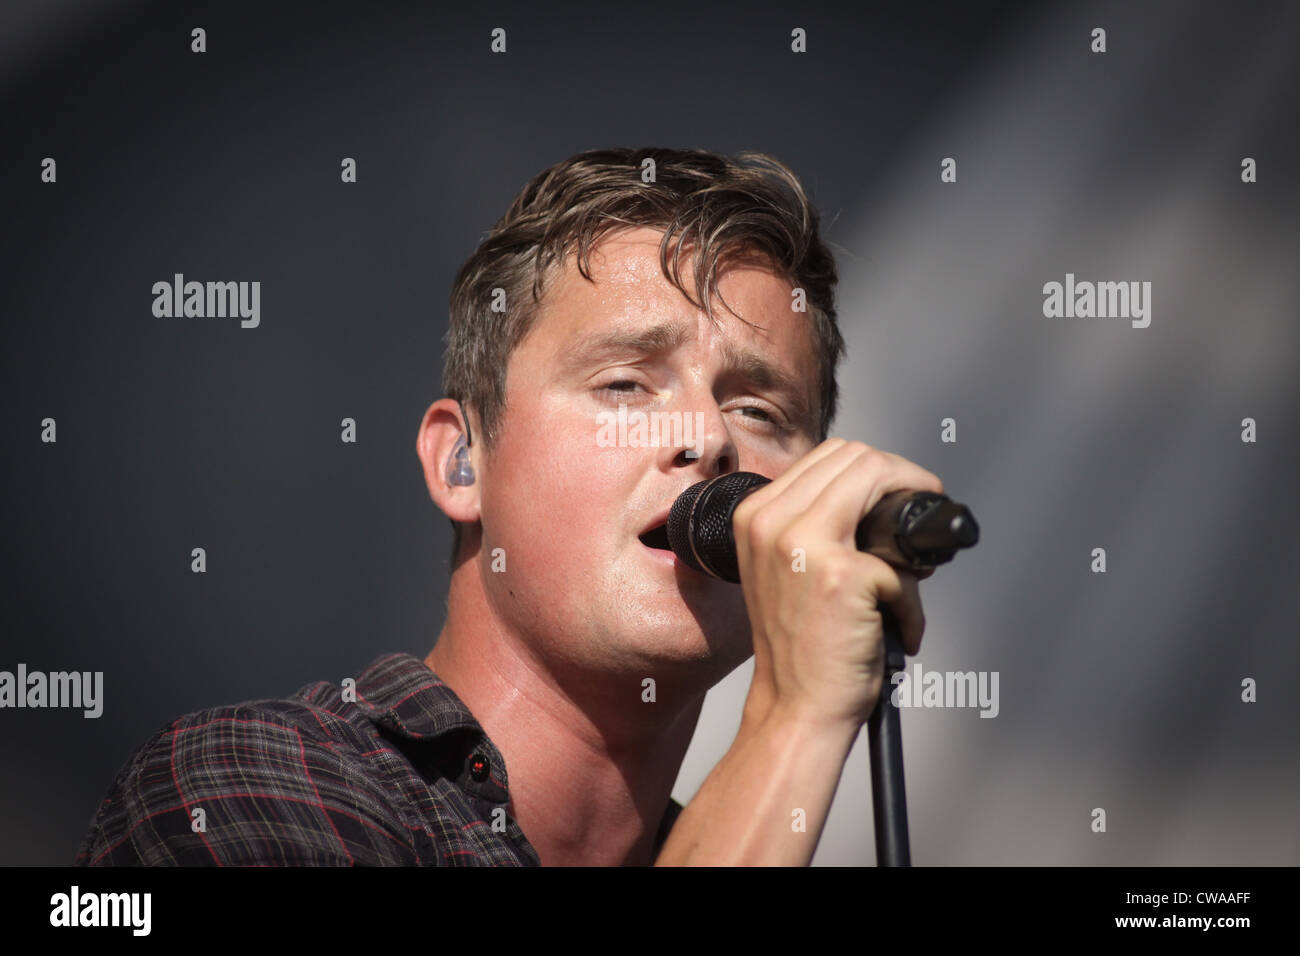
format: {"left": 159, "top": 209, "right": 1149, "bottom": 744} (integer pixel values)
{"left": 416, "top": 398, "right": 481, "bottom": 525}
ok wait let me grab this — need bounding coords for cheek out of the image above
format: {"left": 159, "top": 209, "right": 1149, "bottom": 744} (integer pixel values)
{"left": 481, "top": 409, "right": 631, "bottom": 572}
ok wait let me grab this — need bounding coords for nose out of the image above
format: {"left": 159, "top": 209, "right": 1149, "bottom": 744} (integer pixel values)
{"left": 658, "top": 396, "right": 738, "bottom": 479}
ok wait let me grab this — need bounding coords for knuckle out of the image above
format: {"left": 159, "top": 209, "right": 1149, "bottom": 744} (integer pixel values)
{"left": 732, "top": 494, "right": 759, "bottom": 530}
{"left": 816, "top": 552, "right": 855, "bottom": 595}
{"left": 774, "top": 527, "right": 802, "bottom": 557}
{"left": 777, "top": 517, "right": 818, "bottom": 552}
{"left": 745, "top": 505, "right": 780, "bottom": 545}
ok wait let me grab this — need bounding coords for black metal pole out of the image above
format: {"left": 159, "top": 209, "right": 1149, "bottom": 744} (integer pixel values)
{"left": 867, "top": 608, "right": 910, "bottom": 866}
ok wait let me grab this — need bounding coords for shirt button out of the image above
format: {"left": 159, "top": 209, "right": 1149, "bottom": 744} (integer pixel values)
{"left": 469, "top": 753, "right": 489, "bottom": 781}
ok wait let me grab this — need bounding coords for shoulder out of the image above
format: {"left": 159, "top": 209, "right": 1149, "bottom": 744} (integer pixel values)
{"left": 75, "top": 696, "right": 418, "bottom": 866}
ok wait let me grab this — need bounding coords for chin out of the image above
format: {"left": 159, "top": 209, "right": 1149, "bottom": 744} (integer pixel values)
{"left": 628, "top": 613, "right": 752, "bottom": 670}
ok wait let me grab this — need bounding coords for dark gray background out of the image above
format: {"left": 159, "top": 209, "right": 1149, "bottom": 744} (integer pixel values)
{"left": 2, "top": 0, "right": 1296, "bottom": 866}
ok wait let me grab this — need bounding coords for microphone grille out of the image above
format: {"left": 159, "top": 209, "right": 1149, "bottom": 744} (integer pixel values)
{"left": 667, "top": 480, "right": 707, "bottom": 573}
{"left": 668, "top": 472, "right": 771, "bottom": 582}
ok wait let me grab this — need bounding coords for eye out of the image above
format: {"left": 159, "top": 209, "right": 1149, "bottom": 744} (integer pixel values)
{"left": 730, "top": 401, "right": 790, "bottom": 432}
{"left": 737, "top": 405, "right": 774, "bottom": 423}
{"left": 595, "top": 378, "right": 649, "bottom": 401}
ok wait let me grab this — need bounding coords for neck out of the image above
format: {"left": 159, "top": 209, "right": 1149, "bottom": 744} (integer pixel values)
{"left": 425, "top": 550, "right": 706, "bottom": 866}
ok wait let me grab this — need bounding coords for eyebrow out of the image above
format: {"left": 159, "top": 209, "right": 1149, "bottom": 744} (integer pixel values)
{"left": 564, "top": 321, "right": 694, "bottom": 363}
{"left": 562, "top": 319, "right": 815, "bottom": 429}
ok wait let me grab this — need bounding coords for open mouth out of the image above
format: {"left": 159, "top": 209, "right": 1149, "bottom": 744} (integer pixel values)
{"left": 638, "top": 523, "right": 672, "bottom": 552}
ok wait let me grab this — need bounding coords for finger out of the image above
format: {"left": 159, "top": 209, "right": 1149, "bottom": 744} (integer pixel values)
{"left": 801, "top": 447, "right": 945, "bottom": 545}
{"left": 742, "top": 439, "right": 870, "bottom": 527}
{"left": 733, "top": 441, "right": 867, "bottom": 557}
{"left": 738, "top": 437, "right": 851, "bottom": 517}
{"left": 853, "top": 555, "right": 926, "bottom": 655}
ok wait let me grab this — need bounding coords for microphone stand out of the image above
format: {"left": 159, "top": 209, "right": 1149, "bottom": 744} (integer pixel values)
{"left": 867, "top": 608, "right": 910, "bottom": 866}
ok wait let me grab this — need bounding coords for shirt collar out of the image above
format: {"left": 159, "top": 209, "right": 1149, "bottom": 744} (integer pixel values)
{"left": 349, "top": 651, "right": 683, "bottom": 858}
{"left": 350, "top": 651, "right": 484, "bottom": 741}
{"left": 351, "top": 652, "right": 514, "bottom": 806}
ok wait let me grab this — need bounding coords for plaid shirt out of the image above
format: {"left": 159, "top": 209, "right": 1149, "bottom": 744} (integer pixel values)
{"left": 75, "top": 652, "right": 683, "bottom": 866}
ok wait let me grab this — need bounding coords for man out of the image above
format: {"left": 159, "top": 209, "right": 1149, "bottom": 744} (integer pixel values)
{"left": 76, "top": 147, "right": 942, "bottom": 866}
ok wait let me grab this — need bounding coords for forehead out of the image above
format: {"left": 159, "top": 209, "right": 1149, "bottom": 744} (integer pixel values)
{"left": 524, "top": 226, "right": 819, "bottom": 385}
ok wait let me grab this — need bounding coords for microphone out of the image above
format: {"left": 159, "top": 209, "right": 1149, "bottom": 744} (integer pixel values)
{"left": 666, "top": 472, "right": 979, "bottom": 583}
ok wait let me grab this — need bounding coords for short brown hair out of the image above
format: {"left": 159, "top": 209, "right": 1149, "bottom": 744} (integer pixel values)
{"left": 441, "top": 147, "right": 845, "bottom": 562}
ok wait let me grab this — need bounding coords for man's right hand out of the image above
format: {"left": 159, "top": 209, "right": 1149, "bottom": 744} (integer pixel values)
{"left": 732, "top": 438, "right": 946, "bottom": 733}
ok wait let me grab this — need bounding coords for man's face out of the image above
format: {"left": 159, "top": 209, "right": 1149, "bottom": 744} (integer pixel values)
{"left": 477, "top": 226, "right": 820, "bottom": 685}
